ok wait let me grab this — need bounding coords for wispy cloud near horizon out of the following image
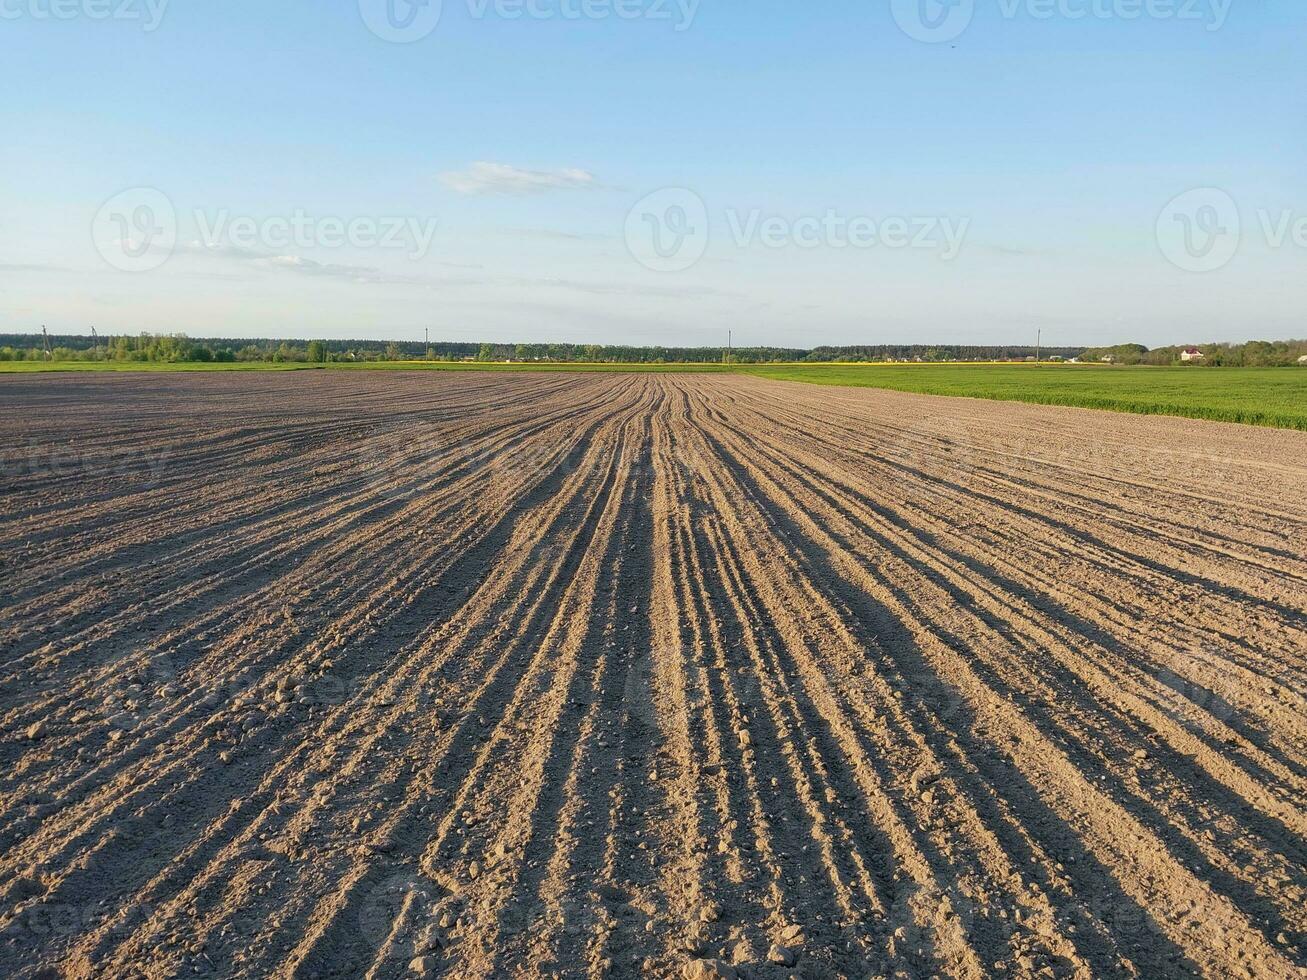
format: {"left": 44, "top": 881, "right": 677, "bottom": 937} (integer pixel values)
{"left": 177, "top": 242, "right": 721, "bottom": 298}
{"left": 438, "top": 162, "right": 603, "bottom": 196}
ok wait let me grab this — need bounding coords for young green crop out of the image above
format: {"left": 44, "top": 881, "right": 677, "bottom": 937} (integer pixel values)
{"left": 741, "top": 364, "right": 1307, "bottom": 431}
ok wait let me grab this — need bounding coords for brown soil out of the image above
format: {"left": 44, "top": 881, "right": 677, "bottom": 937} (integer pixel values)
{"left": 0, "top": 371, "right": 1304, "bottom": 980}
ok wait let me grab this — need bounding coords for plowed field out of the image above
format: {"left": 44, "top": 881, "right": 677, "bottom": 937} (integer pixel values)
{"left": 1, "top": 372, "right": 1304, "bottom": 980}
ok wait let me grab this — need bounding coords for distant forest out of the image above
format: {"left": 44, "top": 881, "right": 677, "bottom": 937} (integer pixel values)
{"left": 0, "top": 333, "right": 1083, "bottom": 365}
{"left": 1075, "top": 340, "right": 1307, "bottom": 367}
{"left": 2, "top": 333, "right": 1304, "bottom": 367}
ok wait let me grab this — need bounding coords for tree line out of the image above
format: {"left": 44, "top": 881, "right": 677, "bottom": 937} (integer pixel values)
{"left": 1077, "top": 340, "right": 1307, "bottom": 367}
{"left": 0, "top": 335, "right": 1081, "bottom": 364}
{"left": 2, "top": 333, "right": 1304, "bottom": 366}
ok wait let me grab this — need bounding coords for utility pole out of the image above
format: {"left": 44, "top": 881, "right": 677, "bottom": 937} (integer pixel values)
{"left": 41, "top": 326, "right": 52, "bottom": 360}
{"left": 725, "top": 329, "right": 732, "bottom": 365}
{"left": 91, "top": 326, "right": 99, "bottom": 357}
{"left": 1035, "top": 329, "right": 1041, "bottom": 364}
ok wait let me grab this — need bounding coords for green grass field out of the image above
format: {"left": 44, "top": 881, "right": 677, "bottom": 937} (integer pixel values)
{"left": 743, "top": 364, "right": 1307, "bottom": 431}
{"left": 4, "top": 359, "right": 1304, "bottom": 430}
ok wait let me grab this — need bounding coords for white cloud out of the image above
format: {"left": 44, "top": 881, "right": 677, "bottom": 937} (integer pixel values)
{"left": 501, "top": 227, "right": 617, "bottom": 243}
{"left": 178, "top": 243, "right": 451, "bottom": 285}
{"left": 438, "top": 162, "right": 602, "bottom": 196}
{"left": 160, "top": 240, "right": 727, "bottom": 298}
{"left": 0, "top": 263, "right": 69, "bottom": 273}
{"left": 181, "top": 241, "right": 264, "bottom": 261}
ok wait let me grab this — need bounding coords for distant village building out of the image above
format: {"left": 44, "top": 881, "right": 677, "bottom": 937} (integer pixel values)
{"left": 1180, "top": 347, "right": 1206, "bottom": 362}
{"left": 1299, "top": 355, "right": 1307, "bottom": 364}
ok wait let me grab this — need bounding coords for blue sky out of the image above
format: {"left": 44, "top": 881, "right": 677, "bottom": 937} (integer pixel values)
{"left": 1, "top": 0, "right": 1303, "bottom": 348}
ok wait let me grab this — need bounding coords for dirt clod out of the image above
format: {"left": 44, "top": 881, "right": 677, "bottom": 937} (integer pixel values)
{"left": 684, "top": 959, "right": 737, "bottom": 980}
{"left": 768, "top": 942, "right": 796, "bottom": 966}
{"left": 408, "top": 955, "right": 437, "bottom": 976}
